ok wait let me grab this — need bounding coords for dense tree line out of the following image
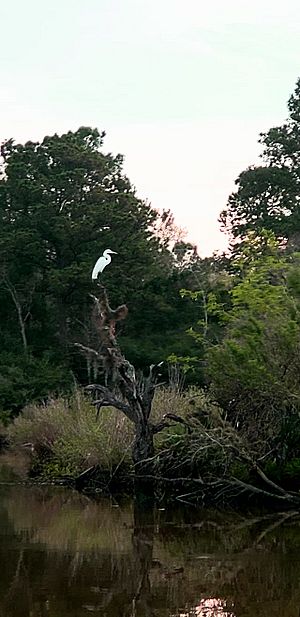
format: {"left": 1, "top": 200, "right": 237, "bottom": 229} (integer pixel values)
{"left": 3, "top": 79, "right": 300, "bottom": 500}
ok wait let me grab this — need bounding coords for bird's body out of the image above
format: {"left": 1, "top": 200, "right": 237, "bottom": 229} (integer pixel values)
{"left": 92, "top": 249, "right": 117, "bottom": 280}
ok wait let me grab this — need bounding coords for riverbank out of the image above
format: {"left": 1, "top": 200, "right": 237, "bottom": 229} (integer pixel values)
{"left": 2, "top": 388, "right": 300, "bottom": 511}
{"left": 1, "top": 449, "right": 300, "bottom": 514}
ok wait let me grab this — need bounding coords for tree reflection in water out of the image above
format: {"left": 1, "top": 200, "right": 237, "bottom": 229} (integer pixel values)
{"left": 1, "top": 485, "right": 300, "bottom": 616}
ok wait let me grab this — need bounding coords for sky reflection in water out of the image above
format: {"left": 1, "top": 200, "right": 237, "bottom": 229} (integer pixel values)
{"left": 176, "top": 597, "right": 235, "bottom": 616}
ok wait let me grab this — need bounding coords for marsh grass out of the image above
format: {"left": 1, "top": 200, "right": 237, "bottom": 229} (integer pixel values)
{"left": 7, "top": 393, "right": 133, "bottom": 478}
{"left": 6, "top": 387, "right": 200, "bottom": 480}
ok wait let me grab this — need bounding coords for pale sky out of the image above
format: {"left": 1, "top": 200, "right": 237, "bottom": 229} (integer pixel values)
{"left": 1, "top": 0, "right": 300, "bottom": 256}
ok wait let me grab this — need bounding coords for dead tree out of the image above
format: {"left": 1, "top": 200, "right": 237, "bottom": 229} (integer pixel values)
{"left": 1, "top": 274, "right": 40, "bottom": 354}
{"left": 75, "top": 285, "right": 185, "bottom": 478}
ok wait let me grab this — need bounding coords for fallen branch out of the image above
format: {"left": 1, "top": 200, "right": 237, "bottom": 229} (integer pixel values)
{"left": 253, "top": 462, "right": 292, "bottom": 497}
{"left": 231, "top": 445, "right": 297, "bottom": 498}
{"left": 228, "top": 477, "right": 300, "bottom": 505}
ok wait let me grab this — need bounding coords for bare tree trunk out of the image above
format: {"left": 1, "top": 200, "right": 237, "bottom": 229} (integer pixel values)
{"left": 2, "top": 277, "right": 29, "bottom": 353}
{"left": 16, "top": 304, "right": 28, "bottom": 352}
{"left": 133, "top": 421, "right": 154, "bottom": 469}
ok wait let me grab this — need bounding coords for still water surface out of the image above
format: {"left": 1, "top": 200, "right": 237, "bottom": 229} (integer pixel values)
{"left": 1, "top": 468, "right": 300, "bottom": 616}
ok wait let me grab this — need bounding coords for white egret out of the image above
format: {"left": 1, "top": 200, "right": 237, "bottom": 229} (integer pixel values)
{"left": 92, "top": 249, "right": 117, "bottom": 280}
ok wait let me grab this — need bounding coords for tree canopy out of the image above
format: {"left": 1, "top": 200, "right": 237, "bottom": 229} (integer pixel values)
{"left": 220, "top": 79, "right": 300, "bottom": 249}
{"left": 0, "top": 127, "right": 200, "bottom": 414}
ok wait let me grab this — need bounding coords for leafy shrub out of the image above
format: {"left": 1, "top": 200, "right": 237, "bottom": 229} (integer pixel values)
{"left": 265, "top": 458, "right": 300, "bottom": 488}
{"left": 207, "top": 248, "right": 300, "bottom": 455}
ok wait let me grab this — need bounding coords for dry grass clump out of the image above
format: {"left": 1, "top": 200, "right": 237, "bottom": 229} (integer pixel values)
{"left": 150, "top": 386, "right": 200, "bottom": 423}
{"left": 6, "top": 386, "right": 226, "bottom": 482}
{"left": 7, "top": 392, "right": 134, "bottom": 478}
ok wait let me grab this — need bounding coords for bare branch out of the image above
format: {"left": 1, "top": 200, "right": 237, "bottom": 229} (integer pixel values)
{"left": 92, "top": 397, "right": 133, "bottom": 418}
{"left": 228, "top": 477, "right": 300, "bottom": 504}
{"left": 152, "top": 413, "right": 192, "bottom": 434}
{"left": 86, "top": 384, "right": 137, "bottom": 423}
{"left": 74, "top": 343, "right": 100, "bottom": 359}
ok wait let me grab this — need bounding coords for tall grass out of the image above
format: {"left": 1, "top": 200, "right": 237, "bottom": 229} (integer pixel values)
{"left": 7, "top": 392, "right": 134, "bottom": 478}
{"left": 6, "top": 387, "right": 208, "bottom": 481}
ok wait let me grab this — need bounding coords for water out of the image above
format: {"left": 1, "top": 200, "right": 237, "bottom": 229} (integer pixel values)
{"left": 1, "top": 472, "right": 300, "bottom": 616}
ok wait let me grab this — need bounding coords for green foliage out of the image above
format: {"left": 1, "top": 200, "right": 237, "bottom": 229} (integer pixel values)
{"left": 167, "top": 353, "right": 200, "bottom": 375}
{"left": 0, "top": 352, "right": 73, "bottom": 415}
{"left": 283, "top": 458, "right": 300, "bottom": 481}
{"left": 169, "top": 260, "right": 234, "bottom": 378}
{"left": 30, "top": 457, "right": 79, "bottom": 480}
{"left": 265, "top": 458, "right": 300, "bottom": 488}
{"left": 228, "top": 462, "right": 250, "bottom": 483}
{"left": 206, "top": 239, "right": 300, "bottom": 454}
{"left": 0, "top": 410, "right": 11, "bottom": 427}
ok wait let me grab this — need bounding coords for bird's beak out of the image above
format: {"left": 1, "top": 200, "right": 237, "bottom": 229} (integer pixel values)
{"left": 111, "top": 251, "right": 118, "bottom": 254}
